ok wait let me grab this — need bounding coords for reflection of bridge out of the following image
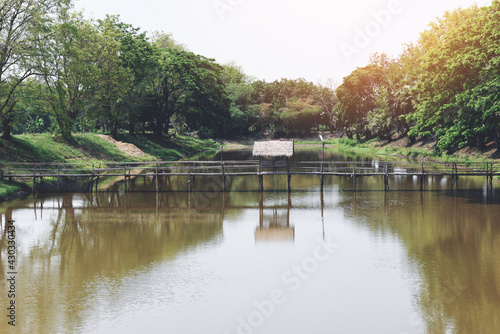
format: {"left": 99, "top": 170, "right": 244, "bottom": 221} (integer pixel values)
{"left": 1, "top": 160, "right": 498, "bottom": 193}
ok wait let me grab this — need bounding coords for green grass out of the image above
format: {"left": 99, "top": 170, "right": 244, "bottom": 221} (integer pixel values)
{"left": 0, "top": 133, "right": 218, "bottom": 163}
{"left": 295, "top": 137, "right": 499, "bottom": 164}
{"left": 116, "top": 133, "right": 219, "bottom": 161}
{"left": 0, "top": 180, "right": 28, "bottom": 201}
{"left": 0, "top": 132, "right": 220, "bottom": 201}
{"left": 0, "top": 133, "right": 133, "bottom": 163}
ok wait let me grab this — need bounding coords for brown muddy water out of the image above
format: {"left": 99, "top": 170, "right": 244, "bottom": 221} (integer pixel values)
{"left": 1, "top": 148, "right": 499, "bottom": 334}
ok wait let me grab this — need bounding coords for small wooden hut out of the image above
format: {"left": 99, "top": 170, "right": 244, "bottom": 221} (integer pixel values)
{"left": 252, "top": 140, "right": 294, "bottom": 166}
{"left": 252, "top": 140, "right": 294, "bottom": 191}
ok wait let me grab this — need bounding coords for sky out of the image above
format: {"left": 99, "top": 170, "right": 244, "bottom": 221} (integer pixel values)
{"left": 75, "top": 0, "right": 493, "bottom": 84}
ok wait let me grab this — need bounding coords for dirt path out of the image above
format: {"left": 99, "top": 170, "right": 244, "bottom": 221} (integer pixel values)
{"left": 97, "top": 135, "right": 146, "bottom": 157}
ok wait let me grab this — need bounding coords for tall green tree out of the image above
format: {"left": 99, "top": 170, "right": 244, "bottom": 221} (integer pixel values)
{"left": 408, "top": 1, "right": 500, "bottom": 151}
{"left": 221, "top": 62, "right": 260, "bottom": 136}
{"left": 118, "top": 27, "right": 158, "bottom": 135}
{"left": 182, "top": 54, "right": 230, "bottom": 138}
{"left": 86, "top": 16, "right": 134, "bottom": 138}
{"left": 37, "top": 9, "right": 102, "bottom": 142}
{"left": 0, "top": 0, "right": 63, "bottom": 140}
{"left": 336, "top": 62, "right": 386, "bottom": 139}
{"left": 313, "top": 80, "right": 338, "bottom": 133}
{"left": 143, "top": 45, "right": 230, "bottom": 139}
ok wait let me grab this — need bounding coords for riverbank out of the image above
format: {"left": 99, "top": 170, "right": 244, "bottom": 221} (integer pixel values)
{"left": 0, "top": 133, "right": 219, "bottom": 201}
{"left": 287, "top": 135, "right": 500, "bottom": 164}
{"left": 2, "top": 133, "right": 499, "bottom": 202}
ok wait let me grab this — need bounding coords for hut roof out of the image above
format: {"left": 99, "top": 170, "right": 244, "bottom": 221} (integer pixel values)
{"left": 252, "top": 140, "right": 294, "bottom": 157}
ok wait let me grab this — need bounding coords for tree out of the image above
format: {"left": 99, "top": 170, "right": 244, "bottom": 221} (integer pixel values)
{"left": 280, "top": 97, "right": 323, "bottom": 135}
{"left": 221, "top": 62, "right": 260, "bottom": 136}
{"left": 142, "top": 46, "right": 230, "bottom": 139}
{"left": 313, "top": 79, "right": 338, "bottom": 133}
{"left": 336, "top": 62, "right": 386, "bottom": 139}
{"left": 408, "top": 1, "right": 500, "bottom": 151}
{"left": 171, "top": 51, "right": 231, "bottom": 138}
{"left": 118, "top": 27, "right": 157, "bottom": 135}
{"left": 0, "top": 0, "right": 63, "bottom": 140}
{"left": 86, "top": 16, "right": 134, "bottom": 138}
{"left": 36, "top": 8, "right": 104, "bottom": 143}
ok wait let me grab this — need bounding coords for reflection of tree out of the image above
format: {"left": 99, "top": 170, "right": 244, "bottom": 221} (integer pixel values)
{"left": 10, "top": 193, "right": 223, "bottom": 333}
{"left": 0, "top": 207, "right": 14, "bottom": 282}
{"left": 338, "top": 190, "right": 500, "bottom": 333}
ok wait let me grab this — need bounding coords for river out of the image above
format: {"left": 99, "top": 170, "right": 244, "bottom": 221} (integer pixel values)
{"left": 1, "top": 148, "right": 499, "bottom": 334}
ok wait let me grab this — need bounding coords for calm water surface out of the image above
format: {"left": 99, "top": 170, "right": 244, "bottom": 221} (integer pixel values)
{"left": 1, "top": 149, "right": 499, "bottom": 334}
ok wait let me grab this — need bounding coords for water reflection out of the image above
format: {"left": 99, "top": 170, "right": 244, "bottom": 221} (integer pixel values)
{"left": 342, "top": 189, "right": 500, "bottom": 333}
{"left": 0, "top": 193, "right": 223, "bottom": 334}
{"left": 0, "top": 148, "right": 499, "bottom": 334}
{"left": 256, "top": 193, "right": 294, "bottom": 243}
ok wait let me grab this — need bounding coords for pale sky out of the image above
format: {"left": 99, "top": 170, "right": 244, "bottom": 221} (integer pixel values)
{"left": 75, "top": 0, "right": 493, "bottom": 84}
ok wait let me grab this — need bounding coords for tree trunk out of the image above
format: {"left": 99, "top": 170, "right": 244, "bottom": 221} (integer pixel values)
{"left": 1, "top": 118, "right": 12, "bottom": 140}
{"left": 153, "top": 122, "right": 162, "bottom": 140}
{"left": 1, "top": 106, "right": 14, "bottom": 141}
{"left": 111, "top": 120, "right": 118, "bottom": 138}
{"left": 128, "top": 122, "right": 135, "bottom": 136}
{"left": 55, "top": 113, "right": 76, "bottom": 144}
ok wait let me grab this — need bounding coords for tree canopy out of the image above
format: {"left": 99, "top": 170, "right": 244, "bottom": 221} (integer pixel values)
{"left": 1, "top": 0, "right": 499, "bottom": 155}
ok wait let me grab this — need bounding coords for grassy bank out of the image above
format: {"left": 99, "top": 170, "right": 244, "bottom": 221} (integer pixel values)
{"left": 2, "top": 133, "right": 498, "bottom": 201}
{"left": 0, "top": 133, "right": 219, "bottom": 201}
{"left": 294, "top": 136, "right": 500, "bottom": 165}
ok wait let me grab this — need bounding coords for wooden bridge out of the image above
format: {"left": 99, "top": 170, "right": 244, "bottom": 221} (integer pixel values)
{"left": 0, "top": 159, "right": 497, "bottom": 193}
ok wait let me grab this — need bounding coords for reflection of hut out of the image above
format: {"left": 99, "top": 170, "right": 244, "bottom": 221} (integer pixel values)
{"left": 253, "top": 140, "right": 294, "bottom": 192}
{"left": 255, "top": 194, "right": 295, "bottom": 243}
{"left": 255, "top": 228, "right": 295, "bottom": 242}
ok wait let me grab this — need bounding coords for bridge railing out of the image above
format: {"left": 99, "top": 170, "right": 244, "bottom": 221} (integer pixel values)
{"left": 0, "top": 160, "right": 497, "bottom": 180}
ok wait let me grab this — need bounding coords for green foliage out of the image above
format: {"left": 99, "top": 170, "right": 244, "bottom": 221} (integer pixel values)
{"left": 2, "top": 0, "right": 500, "bottom": 155}
{"left": 335, "top": 53, "right": 415, "bottom": 140}
{"left": 0, "top": 0, "right": 65, "bottom": 140}
{"left": 0, "top": 181, "right": 27, "bottom": 201}
{"left": 249, "top": 78, "right": 333, "bottom": 136}
{"left": 334, "top": 1, "right": 500, "bottom": 154}
{"left": 407, "top": 1, "right": 500, "bottom": 152}
{"left": 0, "top": 134, "right": 128, "bottom": 163}
{"left": 337, "top": 138, "right": 359, "bottom": 147}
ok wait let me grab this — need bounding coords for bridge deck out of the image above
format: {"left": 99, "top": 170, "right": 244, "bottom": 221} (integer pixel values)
{"left": 1, "top": 160, "right": 497, "bottom": 193}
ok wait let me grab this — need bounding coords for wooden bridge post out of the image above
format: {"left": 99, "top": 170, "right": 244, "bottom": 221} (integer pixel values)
{"left": 88, "top": 163, "right": 95, "bottom": 193}
{"left": 258, "top": 157, "right": 264, "bottom": 192}
{"left": 320, "top": 158, "right": 324, "bottom": 192}
{"left": 32, "top": 166, "right": 36, "bottom": 195}
{"left": 491, "top": 163, "right": 495, "bottom": 188}
{"left": 451, "top": 163, "right": 459, "bottom": 190}
{"left": 57, "top": 165, "right": 60, "bottom": 191}
{"left": 487, "top": 163, "right": 494, "bottom": 189}
{"left": 384, "top": 163, "right": 389, "bottom": 192}
{"left": 352, "top": 164, "right": 357, "bottom": 192}
{"left": 124, "top": 165, "right": 128, "bottom": 192}
{"left": 222, "top": 162, "right": 226, "bottom": 192}
{"left": 188, "top": 166, "right": 191, "bottom": 192}
{"left": 451, "top": 163, "right": 454, "bottom": 190}
{"left": 486, "top": 162, "right": 490, "bottom": 188}
{"left": 192, "top": 163, "right": 196, "bottom": 192}
{"left": 420, "top": 162, "right": 425, "bottom": 191}
{"left": 287, "top": 157, "right": 291, "bottom": 193}
{"left": 95, "top": 163, "right": 101, "bottom": 192}
{"left": 155, "top": 163, "right": 159, "bottom": 192}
